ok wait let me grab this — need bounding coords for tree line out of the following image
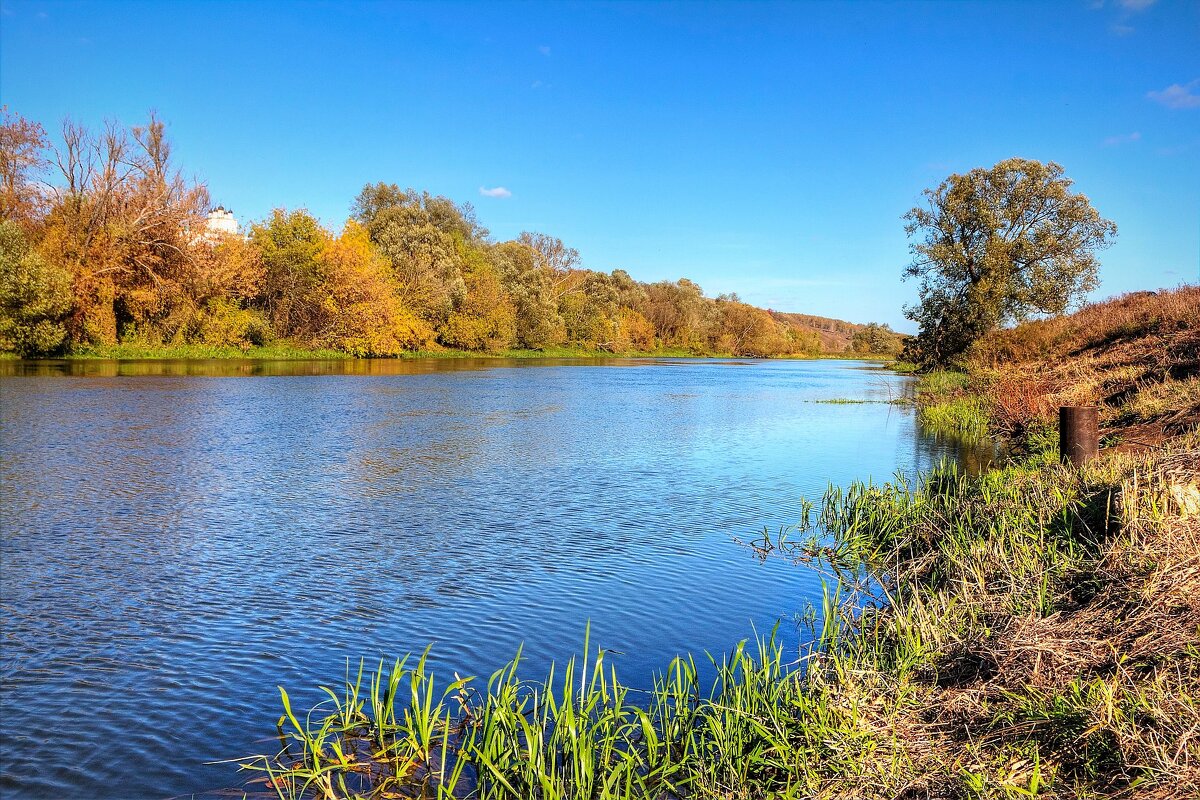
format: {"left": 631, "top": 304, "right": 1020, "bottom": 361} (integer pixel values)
{"left": 0, "top": 109, "right": 904, "bottom": 359}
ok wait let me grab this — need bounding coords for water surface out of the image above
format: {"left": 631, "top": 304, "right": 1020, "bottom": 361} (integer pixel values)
{"left": 1, "top": 358, "right": 973, "bottom": 798}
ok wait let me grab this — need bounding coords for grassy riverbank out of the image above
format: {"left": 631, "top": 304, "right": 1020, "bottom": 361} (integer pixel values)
{"left": 47, "top": 342, "right": 695, "bottom": 361}
{"left": 17, "top": 342, "right": 896, "bottom": 361}
{"left": 911, "top": 287, "right": 1199, "bottom": 455}
{"left": 64, "top": 343, "right": 354, "bottom": 360}
{"left": 241, "top": 441, "right": 1198, "bottom": 799}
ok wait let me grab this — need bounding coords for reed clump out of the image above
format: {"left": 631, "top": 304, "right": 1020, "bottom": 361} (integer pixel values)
{"left": 909, "top": 369, "right": 992, "bottom": 445}
{"left": 238, "top": 437, "right": 1199, "bottom": 799}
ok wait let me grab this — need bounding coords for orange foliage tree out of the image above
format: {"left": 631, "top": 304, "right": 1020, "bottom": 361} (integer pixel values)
{"left": 38, "top": 114, "right": 209, "bottom": 346}
{"left": 312, "top": 223, "right": 433, "bottom": 356}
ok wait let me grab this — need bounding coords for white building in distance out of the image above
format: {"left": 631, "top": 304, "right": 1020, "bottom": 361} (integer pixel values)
{"left": 205, "top": 206, "right": 239, "bottom": 238}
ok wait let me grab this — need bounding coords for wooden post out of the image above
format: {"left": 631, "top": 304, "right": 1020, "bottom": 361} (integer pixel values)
{"left": 1059, "top": 406, "right": 1099, "bottom": 467}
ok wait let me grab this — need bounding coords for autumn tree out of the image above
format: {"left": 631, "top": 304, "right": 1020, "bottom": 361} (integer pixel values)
{"left": 250, "top": 208, "right": 327, "bottom": 338}
{"left": 0, "top": 220, "right": 72, "bottom": 355}
{"left": 782, "top": 328, "right": 823, "bottom": 357}
{"left": 189, "top": 235, "right": 271, "bottom": 347}
{"left": 492, "top": 240, "right": 565, "bottom": 349}
{"left": 610, "top": 270, "right": 654, "bottom": 350}
{"left": 849, "top": 322, "right": 903, "bottom": 355}
{"left": 191, "top": 233, "right": 265, "bottom": 303}
{"left": 37, "top": 114, "right": 209, "bottom": 345}
{"left": 902, "top": 158, "right": 1115, "bottom": 367}
{"left": 312, "top": 222, "right": 433, "bottom": 355}
{"left": 0, "top": 107, "right": 49, "bottom": 231}
{"left": 644, "top": 279, "right": 707, "bottom": 349}
{"left": 1, "top": 112, "right": 870, "bottom": 360}
{"left": 439, "top": 239, "right": 515, "bottom": 352}
{"left": 714, "top": 296, "right": 784, "bottom": 357}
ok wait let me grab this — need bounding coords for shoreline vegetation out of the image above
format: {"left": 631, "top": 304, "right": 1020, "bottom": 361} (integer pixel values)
{"left": 0, "top": 109, "right": 904, "bottom": 363}
{"left": 4, "top": 342, "right": 900, "bottom": 362}
{"left": 234, "top": 288, "right": 1199, "bottom": 799}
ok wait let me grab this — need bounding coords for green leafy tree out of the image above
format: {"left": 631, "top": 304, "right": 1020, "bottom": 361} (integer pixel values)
{"left": 561, "top": 271, "right": 621, "bottom": 347}
{"left": 0, "top": 221, "right": 72, "bottom": 355}
{"left": 902, "top": 158, "right": 1116, "bottom": 367}
{"left": 849, "top": 322, "right": 903, "bottom": 355}
{"left": 492, "top": 240, "right": 564, "bottom": 349}
{"left": 352, "top": 184, "right": 485, "bottom": 326}
{"left": 250, "top": 209, "right": 327, "bottom": 338}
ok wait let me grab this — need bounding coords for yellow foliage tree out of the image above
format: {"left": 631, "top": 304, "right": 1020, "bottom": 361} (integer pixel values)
{"left": 617, "top": 308, "right": 656, "bottom": 351}
{"left": 439, "top": 242, "right": 516, "bottom": 352}
{"left": 313, "top": 223, "right": 433, "bottom": 356}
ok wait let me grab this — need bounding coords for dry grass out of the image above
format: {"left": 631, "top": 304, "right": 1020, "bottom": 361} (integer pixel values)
{"left": 965, "top": 287, "right": 1200, "bottom": 449}
{"left": 814, "top": 443, "right": 1200, "bottom": 798}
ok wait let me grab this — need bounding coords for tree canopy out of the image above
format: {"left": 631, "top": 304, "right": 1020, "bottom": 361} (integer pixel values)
{"left": 901, "top": 158, "right": 1116, "bottom": 367}
{"left": 1, "top": 109, "right": 894, "bottom": 359}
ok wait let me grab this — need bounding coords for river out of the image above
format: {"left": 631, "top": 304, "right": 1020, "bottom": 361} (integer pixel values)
{"left": 0, "top": 357, "right": 985, "bottom": 798}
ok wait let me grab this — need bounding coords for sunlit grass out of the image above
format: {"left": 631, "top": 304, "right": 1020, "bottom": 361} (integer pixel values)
{"left": 918, "top": 395, "right": 990, "bottom": 439}
{"left": 7, "top": 343, "right": 897, "bottom": 362}
{"left": 65, "top": 342, "right": 351, "bottom": 360}
{"left": 1118, "top": 375, "right": 1200, "bottom": 423}
{"left": 915, "top": 369, "right": 970, "bottom": 396}
{"left": 238, "top": 439, "right": 1198, "bottom": 799}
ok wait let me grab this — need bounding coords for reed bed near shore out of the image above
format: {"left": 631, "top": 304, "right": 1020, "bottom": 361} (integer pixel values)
{"left": 237, "top": 436, "right": 1199, "bottom": 800}
{"left": 917, "top": 395, "right": 990, "bottom": 440}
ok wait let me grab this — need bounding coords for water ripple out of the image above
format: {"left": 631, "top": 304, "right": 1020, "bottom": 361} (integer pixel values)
{"left": 1, "top": 358, "right": 966, "bottom": 799}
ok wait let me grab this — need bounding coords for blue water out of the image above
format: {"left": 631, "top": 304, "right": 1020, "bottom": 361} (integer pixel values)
{"left": 0, "top": 358, "right": 976, "bottom": 799}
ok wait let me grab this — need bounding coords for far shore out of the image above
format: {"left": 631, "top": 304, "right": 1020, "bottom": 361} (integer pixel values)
{"left": 0, "top": 344, "right": 897, "bottom": 362}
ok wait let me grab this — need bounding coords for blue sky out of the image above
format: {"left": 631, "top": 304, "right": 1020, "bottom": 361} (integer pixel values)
{"left": 2, "top": 0, "right": 1197, "bottom": 330}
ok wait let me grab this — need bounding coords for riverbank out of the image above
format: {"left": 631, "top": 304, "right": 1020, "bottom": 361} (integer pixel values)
{"left": 910, "top": 286, "right": 1199, "bottom": 456}
{"left": 10, "top": 342, "right": 897, "bottom": 362}
{"left": 241, "top": 439, "right": 1198, "bottom": 799}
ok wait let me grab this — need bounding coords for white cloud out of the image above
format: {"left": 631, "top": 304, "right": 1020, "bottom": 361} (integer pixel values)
{"left": 1148, "top": 80, "right": 1200, "bottom": 109}
{"left": 479, "top": 186, "right": 512, "bottom": 199}
{"left": 538, "top": 45, "right": 552, "bottom": 56}
{"left": 1117, "top": 0, "right": 1157, "bottom": 10}
{"left": 1102, "top": 131, "right": 1142, "bottom": 146}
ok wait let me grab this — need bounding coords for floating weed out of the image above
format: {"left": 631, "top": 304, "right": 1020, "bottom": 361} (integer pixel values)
{"left": 919, "top": 395, "right": 990, "bottom": 440}
{"left": 809, "top": 397, "right": 905, "bottom": 405}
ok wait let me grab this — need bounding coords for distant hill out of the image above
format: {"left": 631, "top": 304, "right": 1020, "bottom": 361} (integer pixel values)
{"left": 768, "top": 311, "right": 892, "bottom": 353}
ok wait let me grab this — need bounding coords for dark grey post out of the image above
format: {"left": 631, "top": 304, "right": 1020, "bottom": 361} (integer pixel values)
{"left": 1059, "top": 406, "right": 1099, "bottom": 467}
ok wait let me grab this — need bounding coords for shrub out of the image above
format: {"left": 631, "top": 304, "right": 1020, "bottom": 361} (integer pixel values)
{"left": 0, "top": 220, "right": 72, "bottom": 356}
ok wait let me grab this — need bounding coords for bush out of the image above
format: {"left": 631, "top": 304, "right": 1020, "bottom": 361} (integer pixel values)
{"left": 0, "top": 221, "right": 72, "bottom": 356}
{"left": 195, "top": 298, "right": 274, "bottom": 348}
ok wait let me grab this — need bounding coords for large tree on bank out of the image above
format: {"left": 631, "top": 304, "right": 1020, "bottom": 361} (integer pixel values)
{"left": 901, "top": 158, "right": 1116, "bottom": 367}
